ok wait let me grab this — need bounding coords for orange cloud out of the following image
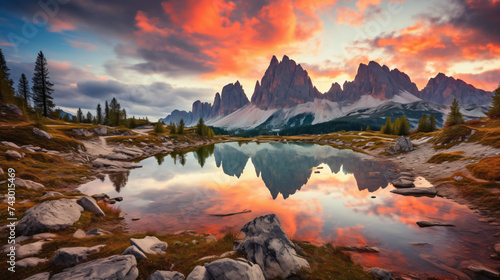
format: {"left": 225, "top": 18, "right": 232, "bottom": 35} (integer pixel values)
{"left": 48, "top": 18, "right": 76, "bottom": 32}
{"left": 135, "top": 10, "right": 169, "bottom": 36}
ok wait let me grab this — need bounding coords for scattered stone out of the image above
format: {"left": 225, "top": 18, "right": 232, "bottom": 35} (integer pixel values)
{"left": 198, "top": 255, "right": 218, "bottom": 262}
{"left": 22, "top": 272, "right": 51, "bottom": 280}
{"left": 416, "top": 221, "right": 455, "bottom": 228}
{"left": 391, "top": 178, "right": 414, "bottom": 188}
{"left": 94, "top": 127, "right": 108, "bottom": 136}
{"left": 109, "top": 199, "right": 117, "bottom": 204}
{"left": 86, "top": 228, "right": 112, "bottom": 236}
{"left": 17, "top": 257, "right": 48, "bottom": 268}
{"left": 174, "top": 230, "right": 197, "bottom": 235}
{"left": 40, "top": 191, "right": 64, "bottom": 199}
{"left": 52, "top": 245, "right": 106, "bottom": 267}
{"left": 1, "top": 240, "right": 47, "bottom": 258}
{"left": 18, "top": 199, "right": 32, "bottom": 205}
{"left": 235, "top": 214, "right": 309, "bottom": 279}
{"left": 130, "top": 236, "right": 168, "bottom": 255}
{"left": 17, "top": 199, "right": 83, "bottom": 235}
{"left": 77, "top": 196, "right": 105, "bottom": 217}
{"left": 391, "top": 187, "right": 437, "bottom": 196}
{"left": 73, "top": 229, "right": 86, "bottom": 239}
{"left": 51, "top": 255, "right": 138, "bottom": 280}
{"left": 14, "top": 178, "right": 44, "bottom": 190}
{"left": 122, "top": 245, "right": 148, "bottom": 260}
{"left": 32, "top": 128, "right": 53, "bottom": 140}
{"left": 453, "top": 176, "right": 464, "bottom": 182}
{"left": 370, "top": 267, "right": 392, "bottom": 280}
{"left": 92, "top": 193, "right": 110, "bottom": 201}
{"left": 72, "top": 128, "right": 94, "bottom": 137}
{"left": 341, "top": 246, "right": 380, "bottom": 253}
{"left": 32, "top": 233, "right": 57, "bottom": 240}
{"left": 187, "top": 258, "right": 265, "bottom": 280}
{"left": 6, "top": 149, "right": 23, "bottom": 160}
{"left": 1, "top": 141, "right": 20, "bottom": 148}
{"left": 148, "top": 271, "right": 185, "bottom": 280}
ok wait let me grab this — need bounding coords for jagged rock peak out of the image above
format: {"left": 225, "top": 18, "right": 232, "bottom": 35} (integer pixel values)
{"left": 251, "top": 55, "right": 320, "bottom": 110}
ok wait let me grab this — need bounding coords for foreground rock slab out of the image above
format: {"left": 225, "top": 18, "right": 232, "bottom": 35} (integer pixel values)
{"left": 23, "top": 272, "right": 51, "bottom": 280}
{"left": 416, "top": 221, "right": 455, "bottom": 228}
{"left": 51, "top": 255, "right": 138, "bottom": 280}
{"left": 130, "top": 236, "right": 167, "bottom": 255}
{"left": 17, "top": 257, "right": 48, "bottom": 268}
{"left": 390, "top": 187, "right": 437, "bottom": 196}
{"left": 17, "top": 199, "right": 83, "bottom": 235}
{"left": 51, "top": 245, "right": 106, "bottom": 267}
{"left": 234, "top": 214, "right": 309, "bottom": 279}
{"left": 148, "top": 270, "right": 185, "bottom": 280}
{"left": 187, "top": 258, "right": 265, "bottom": 280}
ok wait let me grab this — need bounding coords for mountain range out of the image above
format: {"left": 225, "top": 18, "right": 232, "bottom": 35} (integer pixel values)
{"left": 162, "top": 55, "right": 492, "bottom": 132}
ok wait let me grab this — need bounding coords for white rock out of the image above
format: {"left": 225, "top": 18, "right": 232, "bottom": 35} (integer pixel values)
{"left": 6, "top": 149, "right": 23, "bottom": 160}
{"left": 51, "top": 255, "right": 138, "bottom": 280}
{"left": 73, "top": 229, "right": 86, "bottom": 238}
{"left": 122, "top": 245, "right": 148, "bottom": 260}
{"left": 17, "top": 199, "right": 83, "bottom": 235}
{"left": 17, "top": 257, "right": 48, "bottom": 268}
{"left": 33, "top": 128, "right": 53, "bottom": 140}
{"left": 205, "top": 235, "right": 217, "bottom": 243}
{"left": 130, "top": 236, "right": 167, "bottom": 255}
{"left": 51, "top": 245, "right": 106, "bottom": 267}
{"left": 370, "top": 267, "right": 392, "bottom": 280}
{"left": 1, "top": 141, "right": 20, "bottom": 149}
{"left": 32, "top": 233, "right": 57, "bottom": 240}
{"left": 15, "top": 178, "right": 45, "bottom": 190}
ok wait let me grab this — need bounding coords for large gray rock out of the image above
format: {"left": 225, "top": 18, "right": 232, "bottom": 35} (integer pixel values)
{"left": 370, "top": 267, "right": 392, "bottom": 280}
{"left": 51, "top": 245, "right": 106, "bottom": 267}
{"left": 148, "top": 270, "right": 185, "bottom": 280}
{"left": 391, "top": 178, "right": 414, "bottom": 188}
{"left": 77, "top": 196, "right": 105, "bottom": 217}
{"left": 4, "top": 104, "right": 23, "bottom": 115}
{"left": 17, "top": 257, "right": 48, "bottom": 268}
{"left": 51, "top": 255, "right": 138, "bottom": 280}
{"left": 23, "top": 272, "right": 51, "bottom": 280}
{"left": 1, "top": 240, "right": 48, "bottom": 258}
{"left": 1, "top": 141, "right": 20, "bottom": 148}
{"left": 234, "top": 214, "right": 309, "bottom": 279}
{"left": 187, "top": 258, "right": 265, "bottom": 280}
{"left": 386, "top": 136, "right": 413, "bottom": 153}
{"left": 17, "top": 199, "right": 83, "bottom": 235}
{"left": 33, "top": 128, "right": 53, "bottom": 140}
{"left": 391, "top": 187, "right": 437, "bottom": 196}
{"left": 122, "top": 245, "right": 148, "bottom": 260}
{"left": 6, "top": 149, "right": 23, "bottom": 160}
{"left": 130, "top": 236, "right": 167, "bottom": 255}
{"left": 15, "top": 178, "right": 45, "bottom": 190}
{"left": 94, "top": 127, "right": 108, "bottom": 136}
{"left": 39, "top": 191, "right": 64, "bottom": 200}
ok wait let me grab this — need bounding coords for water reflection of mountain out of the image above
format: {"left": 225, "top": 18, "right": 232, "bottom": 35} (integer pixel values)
{"left": 213, "top": 142, "right": 394, "bottom": 199}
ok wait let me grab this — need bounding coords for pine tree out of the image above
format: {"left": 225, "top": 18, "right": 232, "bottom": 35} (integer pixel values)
{"left": 366, "top": 125, "right": 370, "bottom": 132}
{"left": 77, "top": 108, "right": 83, "bottom": 123}
{"left": 445, "top": 98, "right": 464, "bottom": 127}
{"left": 129, "top": 116, "right": 137, "bottom": 128}
{"left": 86, "top": 111, "right": 92, "bottom": 123}
{"left": 104, "top": 100, "right": 110, "bottom": 125}
{"left": 400, "top": 116, "right": 410, "bottom": 136}
{"left": 381, "top": 117, "right": 392, "bottom": 135}
{"left": 177, "top": 119, "right": 185, "bottom": 134}
{"left": 121, "top": 108, "right": 126, "bottom": 122}
{"left": 169, "top": 123, "right": 176, "bottom": 135}
{"left": 196, "top": 118, "right": 205, "bottom": 136}
{"left": 32, "top": 51, "right": 55, "bottom": 117}
{"left": 393, "top": 117, "right": 401, "bottom": 135}
{"left": 418, "top": 114, "right": 428, "bottom": 132}
{"left": 17, "top": 73, "right": 31, "bottom": 107}
{"left": 429, "top": 114, "right": 436, "bottom": 132}
{"left": 96, "top": 103, "right": 102, "bottom": 125}
{"left": 154, "top": 120, "right": 165, "bottom": 133}
{"left": 487, "top": 84, "right": 500, "bottom": 118}
{"left": 0, "top": 48, "right": 15, "bottom": 103}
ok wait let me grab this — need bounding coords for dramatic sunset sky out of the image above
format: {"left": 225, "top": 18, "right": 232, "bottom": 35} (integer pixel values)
{"left": 1, "top": 0, "right": 499, "bottom": 119}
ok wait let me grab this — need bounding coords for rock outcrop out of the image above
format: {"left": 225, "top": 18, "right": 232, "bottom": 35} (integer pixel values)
{"left": 234, "top": 214, "right": 309, "bottom": 279}
{"left": 51, "top": 245, "right": 106, "bottom": 267}
{"left": 32, "top": 128, "right": 53, "bottom": 140}
{"left": 187, "top": 258, "right": 265, "bottom": 280}
{"left": 251, "top": 55, "right": 321, "bottom": 110}
{"left": 17, "top": 199, "right": 83, "bottom": 235}
{"left": 50, "top": 255, "right": 138, "bottom": 280}
{"left": 418, "top": 73, "right": 491, "bottom": 105}
{"left": 386, "top": 136, "right": 413, "bottom": 154}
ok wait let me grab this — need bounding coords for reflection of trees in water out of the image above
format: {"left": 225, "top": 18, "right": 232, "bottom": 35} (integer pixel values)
{"left": 108, "top": 171, "right": 130, "bottom": 193}
{"left": 169, "top": 151, "right": 186, "bottom": 166}
{"left": 168, "top": 144, "right": 215, "bottom": 168}
{"left": 154, "top": 154, "right": 166, "bottom": 165}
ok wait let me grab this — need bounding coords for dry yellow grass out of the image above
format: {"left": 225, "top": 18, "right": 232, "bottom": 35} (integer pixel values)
{"left": 467, "top": 155, "right": 500, "bottom": 181}
{"left": 427, "top": 151, "right": 465, "bottom": 164}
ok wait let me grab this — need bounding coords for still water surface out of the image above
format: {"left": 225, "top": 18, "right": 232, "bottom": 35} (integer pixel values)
{"left": 79, "top": 142, "right": 498, "bottom": 278}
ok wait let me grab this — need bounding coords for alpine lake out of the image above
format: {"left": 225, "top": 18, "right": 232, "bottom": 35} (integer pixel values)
{"left": 79, "top": 142, "right": 498, "bottom": 278}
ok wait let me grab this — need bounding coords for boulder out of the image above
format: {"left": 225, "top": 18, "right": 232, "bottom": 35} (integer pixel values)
{"left": 72, "top": 128, "right": 93, "bottom": 137}
{"left": 1, "top": 141, "right": 20, "bottom": 148}
{"left": 130, "top": 236, "right": 168, "bottom": 255}
{"left": 86, "top": 227, "right": 112, "bottom": 236}
{"left": 4, "top": 104, "right": 23, "bottom": 115}
{"left": 1, "top": 240, "right": 48, "bottom": 258}
{"left": 122, "top": 245, "right": 148, "bottom": 260}
{"left": 40, "top": 191, "right": 64, "bottom": 200}
{"left": 32, "top": 233, "right": 56, "bottom": 240}
{"left": 17, "top": 257, "right": 48, "bottom": 268}
{"left": 51, "top": 245, "right": 106, "bottom": 267}
{"left": 15, "top": 178, "right": 45, "bottom": 190}
{"left": 17, "top": 199, "right": 83, "bottom": 235}
{"left": 23, "top": 272, "right": 51, "bottom": 280}
{"left": 386, "top": 136, "right": 413, "bottom": 154}
{"left": 148, "top": 271, "right": 185, "bottom": 280}
{"left": 32, "top": 128, "right": 53, "bottom": 140}
{"left": 390, "top": 187, "right": 437, "bottom": 196}
{"left": 6, "top": 149, "right": 23, "bottom": 160}
{"left": 370, "top": 267, "right": 392, "bottom": 280}
{"left": 94, "top": 127, "right": 108, "bottom": 136}
{"left": 73, "top": 229, "right": 86, "bottom": 238}
{"left": 391, "top": 178, "right": 414, "bottom": 188}
{"left": 187, "top": 258, "right": 265, "bottom": 280}
{"left": 51, "top": 255, "right": 138, "bottom": 280}
{"left": 234, "top": 214, "right": 309, "bottom": 279}
{"left": 77, "top": 196, "right": 105, "bottom": 217}
{"left": 416, "top": 221, "right": 455, "bottom": 228}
